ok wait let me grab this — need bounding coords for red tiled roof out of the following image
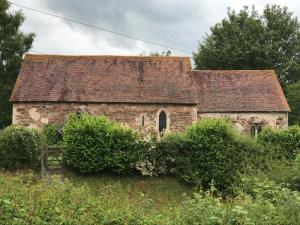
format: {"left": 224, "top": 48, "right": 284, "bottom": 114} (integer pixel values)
{"left": 11, "top": 55, "right": 290, "bottom": 112}
{"left": 192, "top": 70, "right": 290, "bottom": 112}
{"left": 10, "top": 54, "right": 197, "bottom": 104}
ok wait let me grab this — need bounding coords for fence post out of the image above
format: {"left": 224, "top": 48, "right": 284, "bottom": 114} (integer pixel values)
{"left": 41, "top": 145, "right": 47, "bottom": 177}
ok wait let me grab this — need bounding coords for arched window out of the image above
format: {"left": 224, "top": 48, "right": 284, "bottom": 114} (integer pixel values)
{"left": 250, "top": 124, "right": 262, "bottom": 137}
{"left": 159, "top": 111, "right": 167, "bottom": 132}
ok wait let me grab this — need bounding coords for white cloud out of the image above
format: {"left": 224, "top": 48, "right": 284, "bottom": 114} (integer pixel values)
{"left": 9, "top": 0, "right": 300, "bottom": 57}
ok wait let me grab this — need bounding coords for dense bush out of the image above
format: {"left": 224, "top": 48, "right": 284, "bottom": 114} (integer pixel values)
{"left": 63, "top": 114, "right": 139, "bottom": 174}
{"left": 258, "top": 126, "right": 300, "bottom": 160}
{"left": 0, "top": 126, "right": 42, "bottom": 170}
{"left": 174, "top": 119, "right": 259, "bottom": 193}
{"left": 0, "top": 174, "right": 146, "bottom": 225}
{"left": 62, "top": 113, "right": 299, "bottom": 194}
{"left": 136, "top": 132, "right": 186, "bottom": 176}
{"left": 181, "top": 179, "right": 300, "bottom": 225}
{"left": 290, "top": 154, "right": 300, "bottom": 191}
{"left": 43, "top": 123, "right": 63, "bottom": 145}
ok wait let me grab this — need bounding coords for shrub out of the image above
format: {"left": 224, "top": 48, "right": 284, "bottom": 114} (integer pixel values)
{"left": 0, "top": 174, "right": 148, "bottom": 225}
{"left": 179, "top": 179, "right": 300, "bottom": 225}
{"left": 136, "top": 132, "right": 186, "bottom": 176}
{"left": 2, "top": 172, "right": 300, "bottom": 225}
{"left": 258, "top": 126, "right": 300, "bottom": 160}
{"left": 290, "top": 154, "right": 300, "bottom": 191}
{"left": 63, "top": 114, "right": 139, "bottom": 174}
{"left": 174, "top": 119, "right": 258, "bottom": 193}
{"left": 0, "top": 126, "right": 42, "bottom": 170}
{"left": 43, "top": 123, "right": 63, "bottom": 145}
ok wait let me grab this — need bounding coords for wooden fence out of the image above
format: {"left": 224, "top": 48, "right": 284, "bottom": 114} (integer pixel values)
{"left": 41, "top": 145, "right": 64, "bottom": 177}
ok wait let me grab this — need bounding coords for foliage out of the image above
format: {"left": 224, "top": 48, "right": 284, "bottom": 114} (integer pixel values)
{"left": 149, "top": 50, "right": 171, "bottom": 56}
{"left": 0, "top": 172, "right": 190, "bottom": 225}
{"left": 0, "top": 0, "right": 35, "bottom": 127}
{"left": 0, "top": 126, "right": 42, "bottom": 170}
{"left": 290, "top": 154, "right": 300, "bottom": 191}
{"left": 1, "top": 172, "right": 300, "bottom": 224}
{"left": 136, "top": 132, "right": 185, "bottom": 176}
{"left": 63, "top": 114, "right": 139, "bottom": 174}
{"left": 258, "top": 125, "right": 300, "bottom": 160}
{"left": 135, "top": 132, "right": 161, "bottom": 176}
{"left": 180, "top": 187, "right": 300, "bottom": 225}
{"left": 174, "top": 119, "right": 258, "bottom": 193}
{"left": 287, "top": 81, "right": 300, "bottom": 125}
{"left": 193, "top": 4, "right": 300, "bottom": 87}
{"left": 43, "top": 123, "right": 62, "bottom": 145}
{"left": 186, "top": 176, "right": 300, "bottom": 225}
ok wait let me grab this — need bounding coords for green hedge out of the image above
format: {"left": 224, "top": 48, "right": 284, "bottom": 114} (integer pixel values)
{"left": 173, "top": 119, "right": 259, "bottom": 193}
{"left": 0, "top": 126, "right": 42, "bottom": 170}
{"left": 43, "top": 123, "right": 63, "bottom": 145}
{"left": 62, "top": 114, "right": 295, "bottom": 193}
{"left": 258, "top": 126, "right": 300, "bottom": 160}
{"left": 63, "top": 114, "right": 139, "bottom": 174}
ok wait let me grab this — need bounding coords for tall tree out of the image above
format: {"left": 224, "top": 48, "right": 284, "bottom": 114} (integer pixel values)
{"left": 193, "top": 5, "right": 300, "bottom": 88}
{"left": 286, "top": 81, "right": 300, "bottom": 125}
{"left": 0, "top": 0, "right": 34, "bottom": 128}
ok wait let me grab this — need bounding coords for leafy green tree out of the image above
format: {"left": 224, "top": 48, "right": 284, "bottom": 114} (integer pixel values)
{"left": 286, "top": 81, "right": 300, "bottom": 125}
{"left": 194, "top": 5, "right": 300, "bottom": 88}
{"left": 0, "top": 0, "right": 34, "bottom": 128}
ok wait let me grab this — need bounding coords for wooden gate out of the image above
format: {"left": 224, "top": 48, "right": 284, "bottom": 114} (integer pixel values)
{"left": 41, "top": 145, "right": 64, "bottom": 177}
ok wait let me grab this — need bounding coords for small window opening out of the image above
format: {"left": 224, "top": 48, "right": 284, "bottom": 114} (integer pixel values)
{"left": 76, "top": 109, "right": 83, "bottom": 118}
{"left": 141, "top": 115, "right": 145, "bottom": 126}
{"left": 159, "top": 111, "right": 167, "bottom": 133}
{"left": 251, "top": 124, "right": 262, "bottom": 137}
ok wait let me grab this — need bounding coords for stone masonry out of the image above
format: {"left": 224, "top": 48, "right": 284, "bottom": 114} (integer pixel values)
{"left": 13, "top": 103, "right": 197, "bottom": 133}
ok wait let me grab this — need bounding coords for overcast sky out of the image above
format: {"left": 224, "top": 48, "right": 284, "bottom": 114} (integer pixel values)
{"left": 9, "top": 0, "right": 300, "bottom": 57}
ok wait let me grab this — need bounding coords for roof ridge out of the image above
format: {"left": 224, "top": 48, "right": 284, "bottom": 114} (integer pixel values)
{"left": 24, "top": 54, "right": 190, "bottom": 60}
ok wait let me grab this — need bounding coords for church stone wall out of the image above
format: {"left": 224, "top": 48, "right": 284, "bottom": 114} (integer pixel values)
{"left": 198, "top": 112, "right": 288, "bottom": 133}
{"left": 12, "top": 103, "right": 288, "bottom": 134}
{"left": 12, "top": 103, "right": 197, "bottom": 133}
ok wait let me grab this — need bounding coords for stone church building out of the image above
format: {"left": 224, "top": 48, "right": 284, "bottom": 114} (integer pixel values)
{"left": 10, "top": 54, "right": 290, "bottom": 135}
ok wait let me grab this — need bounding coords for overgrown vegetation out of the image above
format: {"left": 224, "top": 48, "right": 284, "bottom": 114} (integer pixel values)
{"left": 62, "top": 115, "right": 262, "bottom": 193}
{"left": 0, "top": 125, "right": 42, "bottom": 170}
{"left": 1, "top": 171, "right": 300, "bottom": 224}
{"left": 43, "top": 123, "right": 63, "bottom": 145}
{"left": 174, "top": 119, "right": 260, "bottom": 193}
{"left": 258, "top": 125, "right": 300, "bottom": 160}
{"left": 61, "top": 114, "right": 300, "bottom": 194}
{"left": 287, "top": 81, "right": 300, "bottom": 125}
{"left": 63, "top": 114, "right": 140, "bottom": 174}
{"left": 2, "top": 115, "right": 300, "bottom": 224}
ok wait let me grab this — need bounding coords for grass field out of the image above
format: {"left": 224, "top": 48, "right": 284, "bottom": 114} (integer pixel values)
{"left": 0, "top": 170, "right": 192, "bottom": 222}
{"left": 2, "top": 170, "right": 300, "bottom": 224}
{"left": 64, "top": 170, "right": 192, "bottom": 216}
